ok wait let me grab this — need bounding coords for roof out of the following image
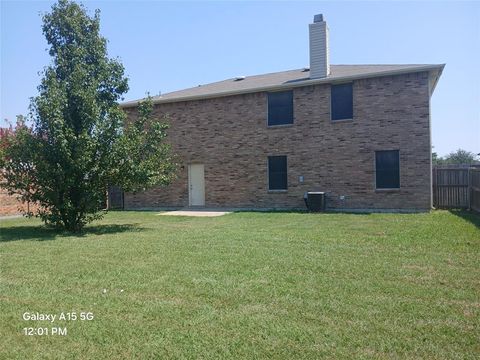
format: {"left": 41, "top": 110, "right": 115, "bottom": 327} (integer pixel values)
{"left": 120, "top": 64, "right": 445, "bottom": 108}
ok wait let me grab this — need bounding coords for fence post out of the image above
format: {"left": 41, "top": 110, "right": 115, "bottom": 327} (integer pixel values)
{"left": 468, "top": 167, "right": 471, "bottom": 210}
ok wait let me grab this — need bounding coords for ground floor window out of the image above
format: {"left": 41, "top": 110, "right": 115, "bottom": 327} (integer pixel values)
{"left": 268, "top": 156, "right": 287, "bottom": 190}
{"left": 375, "top": 150, "right": 400, "bottom": 189}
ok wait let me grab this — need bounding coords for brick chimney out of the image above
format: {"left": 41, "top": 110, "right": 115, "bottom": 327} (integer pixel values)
{"left": 309, "top": 14, "right": 330, "bottom": 78}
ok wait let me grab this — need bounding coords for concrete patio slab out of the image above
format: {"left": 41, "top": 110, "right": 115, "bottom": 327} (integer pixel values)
{"left": 157, "top": 210, "right": 231, "bottom": 217}
{"left": 0, "top": 215, "right": 23, "bottom": 221}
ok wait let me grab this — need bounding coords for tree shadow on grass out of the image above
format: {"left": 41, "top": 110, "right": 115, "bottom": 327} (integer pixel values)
{"left": 449, "top": 209, "right": 480, "bottom": 229}
{"left": 0, "top": 223, "right": 143, "bottom": 242}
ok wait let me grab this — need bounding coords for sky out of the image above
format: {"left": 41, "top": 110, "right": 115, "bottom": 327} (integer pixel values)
{"left": 1, "top": 0, "right": 479, "bottom": 156}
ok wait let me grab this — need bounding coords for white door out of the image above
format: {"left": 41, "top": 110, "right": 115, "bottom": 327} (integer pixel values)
{"left": 188, "top": 164, "right": 205, "bottom": 206}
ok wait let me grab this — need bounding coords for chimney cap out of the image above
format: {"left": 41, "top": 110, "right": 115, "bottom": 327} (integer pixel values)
{"left": 313, "top": 14, "right": 324, "bottom": 23}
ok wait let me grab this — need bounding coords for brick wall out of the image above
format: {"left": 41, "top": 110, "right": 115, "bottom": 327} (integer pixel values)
{"left": 0, "top": 189, "right": 31, "bottom": 216}
{"left": 124, "top": 71, "right": 432, "bottom": 211}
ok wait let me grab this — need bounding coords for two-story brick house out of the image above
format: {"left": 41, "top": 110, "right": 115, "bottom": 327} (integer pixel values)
{"left": 120, "top": 14, "right": 444, "bottom": 211}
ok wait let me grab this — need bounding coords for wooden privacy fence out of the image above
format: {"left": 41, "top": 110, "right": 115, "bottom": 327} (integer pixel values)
{"left": 470, "top": 168, "right": 480, "bottom": 212}
{"left": 432, "top": 167, "right": 480, "bottom": 211}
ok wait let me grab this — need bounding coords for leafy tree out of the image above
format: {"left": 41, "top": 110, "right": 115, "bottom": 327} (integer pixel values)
{"left": 0, "top": 0, "right": 176, "bottom": 231}
{"left": 444, "top": 149, "right": 478, "bottom": 165}
{"left": 432, "top": 148, "right": 479, "bottom": 166}
{"left": 432, "top": 152, "right": 445, "bottom": 166}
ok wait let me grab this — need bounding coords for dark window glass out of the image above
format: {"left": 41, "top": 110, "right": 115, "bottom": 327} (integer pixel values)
{"left": 375, "top": 150, "right": 400, "bottom": 189}
{"left": 331, "top": 83, "right": 353, "bottom": 120}
{"left": 268, "top": 156, "right": 287, "bottom": 190}
{"left": 268, "top": 91, "right": 293, "bottom": 126}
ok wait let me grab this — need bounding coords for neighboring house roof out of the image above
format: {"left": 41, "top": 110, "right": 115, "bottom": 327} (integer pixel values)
{"left": 120, "top": 64, "right": 445, "bottom": 108}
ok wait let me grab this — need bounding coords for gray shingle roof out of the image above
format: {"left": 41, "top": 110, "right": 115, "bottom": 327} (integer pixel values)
{"left": 121, "top": 64, "right": 444, "bottom": 107}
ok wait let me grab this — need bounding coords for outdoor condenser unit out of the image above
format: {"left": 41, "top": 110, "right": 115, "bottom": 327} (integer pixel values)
{"left": 304, "top": 192, "right": 326, "bottom": 212}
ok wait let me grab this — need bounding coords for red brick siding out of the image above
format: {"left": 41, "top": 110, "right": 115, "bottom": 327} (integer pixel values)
{"left": 0, "top": 189, "right": 34, "bottom": 216}
{"left": 124, "top": 72, "right": 431, "bottom": 211}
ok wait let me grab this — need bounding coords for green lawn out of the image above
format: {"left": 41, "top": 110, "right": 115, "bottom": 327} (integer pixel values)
{"left": 0, "top": 211, "right": 479, "bottom": 359}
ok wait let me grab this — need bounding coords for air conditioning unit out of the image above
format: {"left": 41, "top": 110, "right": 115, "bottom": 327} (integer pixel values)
{"left": 304, "top": 192, "right": 326, "bottom": 212}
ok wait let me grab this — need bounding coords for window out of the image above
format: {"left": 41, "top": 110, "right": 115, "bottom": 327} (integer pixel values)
{"left": 268, "top": 91, "right": 293, "bottom": 126}
{"left": 268, "top": 156, "right": 287, "bottom": 190}
{"left": 375, "top": 150, "right": 400, "bottom": 189}
{"left": 331, "top": 83, "right": 353, "bottom": 121}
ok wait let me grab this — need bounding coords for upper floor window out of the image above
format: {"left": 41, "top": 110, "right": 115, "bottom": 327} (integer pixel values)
{"left": 331, "top": 83, "right": 353, "bottom": 121}
{"left": 268, "top": 156, "right": 288, "bottom": 190}
{"left": 375, "top": 150, "right": 400, "bottom": 189}
{"left": 268, "top": 91, "right": 293, "bottom": 126}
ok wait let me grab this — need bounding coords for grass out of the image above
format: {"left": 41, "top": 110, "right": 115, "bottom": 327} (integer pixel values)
{"left": 0, "top": 210, "right": 479, "bottom": 359}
